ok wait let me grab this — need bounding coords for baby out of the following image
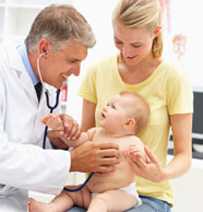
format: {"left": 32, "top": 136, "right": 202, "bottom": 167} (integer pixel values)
{"left": 29, "top": 91, "right": 150, "bottom": 212}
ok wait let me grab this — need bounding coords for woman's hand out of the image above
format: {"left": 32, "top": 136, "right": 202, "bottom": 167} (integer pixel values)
{"left": 128, "top": 145, "right": 166, "bottom": 182}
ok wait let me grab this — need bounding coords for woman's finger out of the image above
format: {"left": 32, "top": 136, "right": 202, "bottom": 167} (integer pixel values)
{"left": 129, "top": 152, "right": 146, "bottom": 168}
{"left": 144, "top": 145, "right": 159, "bottom": 164}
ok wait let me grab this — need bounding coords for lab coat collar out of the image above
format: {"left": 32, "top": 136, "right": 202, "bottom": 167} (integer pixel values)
{"left": 7, "top": 43, "right": 27, "bottom": 74}
{"left": 4, "top": 42, "right": 39, "bottom": 105}
{"left": 16, "top": 43, "right": 39, "bottom": 85}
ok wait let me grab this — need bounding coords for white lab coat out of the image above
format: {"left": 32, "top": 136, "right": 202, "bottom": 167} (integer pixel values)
{"left": 0, "top": 42, "right": 71, "bottom": 212}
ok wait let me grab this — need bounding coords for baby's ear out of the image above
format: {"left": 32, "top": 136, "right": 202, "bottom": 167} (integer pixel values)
{"left": 125, "top": 118, "right": 137, "bottom": 129}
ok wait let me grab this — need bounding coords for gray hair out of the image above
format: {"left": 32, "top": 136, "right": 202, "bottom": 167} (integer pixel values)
{"left": 113, "top": 0, "right": 163, "bottom": 58}
{"left": 25, "top": 4, "right": 96, "bottom": 51}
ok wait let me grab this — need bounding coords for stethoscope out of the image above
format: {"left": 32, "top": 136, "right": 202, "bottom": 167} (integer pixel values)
{"left": 37, "top": 53, "right": 94, "bottom": 192}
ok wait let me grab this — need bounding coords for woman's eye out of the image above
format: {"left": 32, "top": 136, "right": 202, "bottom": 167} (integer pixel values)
{"left": 115, "top": 40, "right": 122, "bottom": 45}
{"left": 132, "top": 44, "right": 142, "bottom": 48}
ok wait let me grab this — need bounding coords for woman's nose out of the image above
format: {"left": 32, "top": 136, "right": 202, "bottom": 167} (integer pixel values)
{"left": 122, "top": 46, "right": 135, "bottom": 58}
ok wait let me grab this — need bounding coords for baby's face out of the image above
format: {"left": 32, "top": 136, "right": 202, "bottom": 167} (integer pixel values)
{"left": 100, "top": 95, "right": 132, "bottom": 131}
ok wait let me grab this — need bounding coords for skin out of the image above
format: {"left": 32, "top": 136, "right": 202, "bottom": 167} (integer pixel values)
{"left": 29, "top": 38, "right": 87, "bottom": 141}
{"left": 81, "top": 21, "right": 192, "bottom": 182}
{"left": 113, "top": 21, "right": 155, "bottom": 68}
{"left": 28, "top": 95, "right": 146, "bottom": 212}
{"left": 29, "top": 38, "right": 87, "bottom": 89}
{"left": 27, "top": 37, "right": 120, "bottom": 173}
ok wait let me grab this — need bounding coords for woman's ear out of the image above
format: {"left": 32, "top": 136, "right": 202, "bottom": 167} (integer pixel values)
{"left": 153, "top": 26, "right": 162, "bottom": 36}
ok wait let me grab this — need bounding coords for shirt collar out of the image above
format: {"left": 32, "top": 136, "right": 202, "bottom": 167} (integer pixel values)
{"left": 16, "top": 42, "right": 39, "bottom": 86}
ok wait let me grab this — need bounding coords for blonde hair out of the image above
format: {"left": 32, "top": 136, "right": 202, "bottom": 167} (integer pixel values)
{"left": 120, "top": 91, "right": 150, "bottom": 133}
{"left": 113, "top": 0, "right": 163, "bottom": 58}
{"left": 26, "top": 4, "right": 96, "bottom": 51}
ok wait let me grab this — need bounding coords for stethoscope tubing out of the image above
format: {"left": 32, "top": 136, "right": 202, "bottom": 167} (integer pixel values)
{"left": 42, "top": 89, "right": 94, "bottom": 192}
{"left": 42, "top": 89, "right": 60, "bottom": 149}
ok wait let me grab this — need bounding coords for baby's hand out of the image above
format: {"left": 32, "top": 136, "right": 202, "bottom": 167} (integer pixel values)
{"left": 41, "top": 114, "right": 64, "bottom": 130}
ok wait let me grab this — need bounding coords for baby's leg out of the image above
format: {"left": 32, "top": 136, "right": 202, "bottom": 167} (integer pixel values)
{"left": 28, "top": 192, "right": 74, "bottom": 212}
{"left": 87, "top": 190, "right": 136, "bottom": 212}
{"left": 28, "top": 187, "right": 91, "bottom": 212}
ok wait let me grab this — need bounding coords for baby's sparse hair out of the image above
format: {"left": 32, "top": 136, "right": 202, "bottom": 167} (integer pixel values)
{"left": 120, "top": 91, "right": 150, "bottom": 133}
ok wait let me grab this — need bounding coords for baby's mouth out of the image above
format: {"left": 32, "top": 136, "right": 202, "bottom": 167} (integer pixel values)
{"left": 101, "top": 111, "right": 106, "bottom": 118}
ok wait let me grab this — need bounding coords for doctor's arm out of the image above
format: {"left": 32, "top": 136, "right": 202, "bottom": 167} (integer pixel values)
{"left": 42, "top": 113, "right": 96, "bottom": 147}
{"left": 0, "top": 84, "right": 119, "bottom": 195}
{"left": 41, "top": 114, "right": 121, "bottom": 173}
{"left": 44, "top": 113, "right": 81, "bottom": 149}
{"left": 0, "top": 83, "right": 68, "bottom": 194}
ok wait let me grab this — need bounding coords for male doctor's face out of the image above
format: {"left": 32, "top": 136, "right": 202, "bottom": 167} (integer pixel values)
{"left": 40, "top": 39, "right": 87, "bottom": 89}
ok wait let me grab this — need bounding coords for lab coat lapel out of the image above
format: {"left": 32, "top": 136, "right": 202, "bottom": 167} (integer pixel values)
{"left": 8, "top": 44, "right": 38, "bottom": 105}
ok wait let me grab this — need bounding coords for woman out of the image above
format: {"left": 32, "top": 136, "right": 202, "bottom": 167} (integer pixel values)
{"left": 75, "top": 0, "right": 193, "bottom": 211}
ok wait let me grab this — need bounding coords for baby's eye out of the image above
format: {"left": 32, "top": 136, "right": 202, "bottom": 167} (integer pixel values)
{"left": 111, "top": 104, "right": 116, "bottom": 109}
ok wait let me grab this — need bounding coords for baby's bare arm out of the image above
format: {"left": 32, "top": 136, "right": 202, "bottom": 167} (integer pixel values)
{"left": 66, "top": 127, "right": 96, "bottom": 147}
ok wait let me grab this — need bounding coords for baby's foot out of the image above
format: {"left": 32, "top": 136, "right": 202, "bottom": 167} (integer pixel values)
{"left": 28, "top": 198, "right": 56, "bottom": 212}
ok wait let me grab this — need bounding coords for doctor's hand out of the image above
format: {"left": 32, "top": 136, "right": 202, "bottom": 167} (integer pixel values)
{"left": 127, "top": 145, "right": 166, "bottom": 182}
{"left": 42, "top": 114, "right": 81, "bottom": 149}
{"left": 70, "top": 141, "right": 120, "bottom": 173}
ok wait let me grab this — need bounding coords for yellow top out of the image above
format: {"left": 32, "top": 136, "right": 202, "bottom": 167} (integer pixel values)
{"left": 78, "top": 55, "right": 193, "bottom": 205}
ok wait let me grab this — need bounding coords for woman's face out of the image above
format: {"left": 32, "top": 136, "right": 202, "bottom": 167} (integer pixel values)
{"left": 113, "top": 21, "right": 155, "bottom": 66}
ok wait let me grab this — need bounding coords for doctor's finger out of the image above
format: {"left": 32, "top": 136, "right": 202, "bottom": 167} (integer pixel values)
{"left": 59, "top": 114, "right": 73, "bottom": 134}
{"left": 48, "top": 130, "right": 64, "bottom": 139}
{"left": 98, "top": 148, "right": 120, "bottom": 159}
{"left": 67, "top": 123, "right": 80, "bottom": 140}
{"left": 97, "top": 165, "right": 115, "bottom": 173}
{"left": 99, "top": 157, "right": 120, "bottom": 166}
{"left": 98, "top": 142, "right": 119, "bottom": 150}
{"left": 63, "top": 120, "right": 72, "bottom": 136}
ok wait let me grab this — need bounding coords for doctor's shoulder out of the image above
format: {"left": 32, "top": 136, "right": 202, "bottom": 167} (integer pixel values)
{"left": 0, "top": 42, "right": 19, "bottom": 68}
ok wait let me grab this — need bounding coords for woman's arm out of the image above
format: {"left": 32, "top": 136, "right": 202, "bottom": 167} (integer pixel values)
{"left": 127, "top": 113, "right": 192, "bottom": 182}
{"left": 163, "top": 113, "right": 192, "bottom": 179}
{"left": 81, "top": 99, "right": 96, "bottom": 132}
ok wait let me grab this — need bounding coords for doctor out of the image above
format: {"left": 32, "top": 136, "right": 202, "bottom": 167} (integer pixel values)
{"left": 0, "top": 4, "right": 120, "bottom": 212}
